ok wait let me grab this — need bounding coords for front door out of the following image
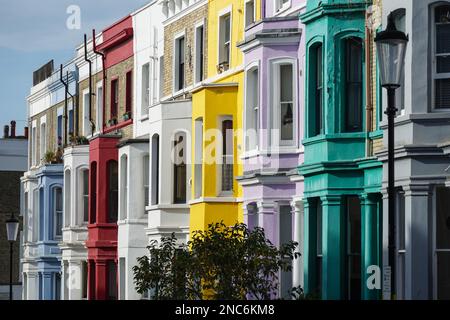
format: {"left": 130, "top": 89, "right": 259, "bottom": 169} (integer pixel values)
{"left": 436, "top": 187, "right": 450, "bottom": 299}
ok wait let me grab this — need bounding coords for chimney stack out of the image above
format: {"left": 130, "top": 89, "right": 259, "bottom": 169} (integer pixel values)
{"left": 10, "top": 121, "right": 16, "bottom": 138}
{"left": 3, "top": 125, "right": 9, "bottom": 138}
{"left": 24, "top": 127, "right": 29, "bottom": 139}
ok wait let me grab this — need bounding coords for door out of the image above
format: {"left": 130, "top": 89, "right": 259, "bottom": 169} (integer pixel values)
{"left": 436, "top": 187, "right": 450, "bottom": 299}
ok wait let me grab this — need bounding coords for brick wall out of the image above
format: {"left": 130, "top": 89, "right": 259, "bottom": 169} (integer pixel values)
{"left": 162, "top": 4, "right": 208, "bottom": 99}
{"left": 0, "top": 171, "right": 23, "bottom": 285}
{"left": 104, "top": 57, "right": 134, "bottom": 138}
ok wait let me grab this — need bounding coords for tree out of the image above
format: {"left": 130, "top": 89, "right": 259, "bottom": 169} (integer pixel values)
{"left": 133, "top": 222, "right": 300, "bottom": 300}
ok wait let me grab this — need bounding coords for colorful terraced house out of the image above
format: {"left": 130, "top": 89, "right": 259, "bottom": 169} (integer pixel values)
{"left": 299, "top": 0, "right": 383, "bottom": 300}
{"left": 189, "top": 0, "right": 247, "bottom": 232}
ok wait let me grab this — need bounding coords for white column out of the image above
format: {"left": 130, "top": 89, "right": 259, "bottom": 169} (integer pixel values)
{"left": 26, "top": 272, "right": 38, "bottom": 300}
{"left": 292, "top": 197, "right": 304, "bottom": 290}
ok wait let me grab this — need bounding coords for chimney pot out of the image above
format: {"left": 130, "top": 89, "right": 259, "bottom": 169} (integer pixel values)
{"left": 24, "top": 127, "right": 29, "bottom": 139}
{"left": 3, "top": 125, "right": 9, "bottom": 138}
{"left": 10, "top": 121, "right": 16, "bottom": 138}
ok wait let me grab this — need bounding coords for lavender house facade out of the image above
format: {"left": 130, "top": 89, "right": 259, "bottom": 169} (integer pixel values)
{"left": 236, "top": 0, "right": 306, "bottom": 298}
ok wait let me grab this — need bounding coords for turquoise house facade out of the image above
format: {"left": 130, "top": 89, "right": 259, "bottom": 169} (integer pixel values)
{"left": 299, "top": 0, "right": 382, "bottom": 300}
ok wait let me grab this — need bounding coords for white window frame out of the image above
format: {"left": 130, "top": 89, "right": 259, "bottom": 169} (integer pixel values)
{"left": 82, "top": 88, "right": 91, "bottom": 136}
{"left": 269, "top": 57, "right": 297, "bottom": 149}
{"left": 217, "top": 6, "right": 232, "bottom": 72}
{"left": 244, "top": 0, "right": 255, "bottom": 28}
{"left": 173, "top": 31, "right": 186, "bottom": 94}
{"left": 194, "top": 20, "right": 206, "bottom": 84}
{"left": 431, "top": 4, "right": 450, "bottom": 111}
{"left": 244, "top": 61, "right": 260, "bottom": 153}
{"left": 95, "top": 81, "right": 103, "bottom": 134}
{"left": 143, "top": 154, "right": 149, "bottom": 213}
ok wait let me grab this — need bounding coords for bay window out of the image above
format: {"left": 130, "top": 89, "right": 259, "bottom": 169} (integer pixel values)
{"left": 151, "top": 134, "right": 160, "bottom": 205}
{"left": 143, "top": 155, "right": 149, "bottom": 210}
{"left": 81, "top": 169, "right": 89, "bottom": 223}
{"left": 54, "top": 187, "right": 63, "bottom": 239}
{"left": 433, "top": 5, "right": 450, "bottom": 109}
{"left": 245, "top": 66, "right": 259, "bottom": 151}
{"left": 173, "top": 133, "right": 187, "bottom": 204}
{"left": 344, "top": 37, "right": 363, "bottom": 132}
{"left": 220, "top": 118, "right": 233, "bottom": 193}
{"left": 272, "top": 60, "right": 295, "bottom": 146}
{"left": 90, "top": 162, "right": 97, "bottom": 224}
{"left": 107, "top": 160, "right": 118, "bottom": 223}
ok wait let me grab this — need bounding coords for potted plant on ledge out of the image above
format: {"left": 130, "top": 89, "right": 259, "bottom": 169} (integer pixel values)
{"left": 108, "top": 117, "right": 118, "bottom": 127}
{"left": 122, "top": 111, "right": 132, "bottom": 121}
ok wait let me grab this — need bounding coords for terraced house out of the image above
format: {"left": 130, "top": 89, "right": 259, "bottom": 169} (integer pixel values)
{"left": 190, "top": 0, "right": 245, "bottom": 233}
{"left": 59, "top": 31, "right": 103, "bottom": 300}
{"left": 299, "top": 0, "right": 383, "bottom": 300}
{"left": 22, "top": 60, "right": 77, "bottom": 300}
{"left": 236, "top": 0, "right": 306, "bottom": 298}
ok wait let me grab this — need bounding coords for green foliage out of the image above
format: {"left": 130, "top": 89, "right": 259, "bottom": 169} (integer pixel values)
{"left": 133, "top": 222, "right": 301, "bottom": 300}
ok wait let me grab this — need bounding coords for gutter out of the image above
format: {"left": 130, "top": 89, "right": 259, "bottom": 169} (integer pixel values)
{"left": 84, "top": 34, "right": 94, "bottom": 135}
{"left": 92, "top": 29, "right": 107, "bottom": 135}
{"left": 59, "top": 65, "right": 69, "bottom": 147}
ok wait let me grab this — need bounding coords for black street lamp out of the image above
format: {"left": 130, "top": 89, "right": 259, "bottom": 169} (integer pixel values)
{"left": 375, "top": 12, "right": 408, "bottom": 300}
{"left": 6, "top": 213, "right": 19, "bottom": 301}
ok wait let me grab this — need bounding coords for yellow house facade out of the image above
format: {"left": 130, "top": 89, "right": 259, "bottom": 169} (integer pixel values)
{"left": 190, "top": 0, "right": 262, "bottom": 232}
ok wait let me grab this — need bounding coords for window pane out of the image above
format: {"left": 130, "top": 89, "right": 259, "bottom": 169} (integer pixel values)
{"left": 436, "top": 79, "right": 450, "bottom": 109}
{"left": 224, "top": 15, "right": 231, "bottom": 42}
{"left": 280, "top": 103, "right": 293, "bottom": 141}
{"left": 436, "top": 24, "right": 450, "bottom": 54}
{"left": 221, "top": 120, "right": 233, "bottom": 192}
{"left": 437, "top": 56, "right": 450, "bottom": 73}
{"left": 83, "top": 170, "right": 89, "bottom": 222}
{"left": 174, "top": 135, "right": 187, "bottom": 203}
{"left": 280, "top": 64, "right": 293, "bottom": 102}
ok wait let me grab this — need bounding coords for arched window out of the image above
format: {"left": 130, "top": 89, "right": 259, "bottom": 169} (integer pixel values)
{"left": 309, "top": 43, "right": 323, "bottom": 137}
{"left": 64, "top": 170, "right": 71, "bottom": 228}
{"left": 107, "top": 160, "right": 119, "bottom": 223}
{"left": 90, "top": 162, "right": 97, "bottom": 224}
{"left": 173, "top": 132, "right": 187, "bottom": 204}
{"left": 245, "top": 66, "right": 259, "bottom": 151}
{"left": 120, "top": 155, "right": 128, "bottom": 220}
{"left": 343, "top": 37, "right": 363, "bottom": 132}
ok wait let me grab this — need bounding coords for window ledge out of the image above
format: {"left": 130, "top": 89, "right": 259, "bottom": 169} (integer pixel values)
{"left": 103, "top": 118, "right": 133, "bottom": 134}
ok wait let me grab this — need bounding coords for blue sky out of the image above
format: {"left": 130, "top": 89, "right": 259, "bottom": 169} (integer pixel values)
{"left": 0, "top": 0, "right": 151, "bottom": 133}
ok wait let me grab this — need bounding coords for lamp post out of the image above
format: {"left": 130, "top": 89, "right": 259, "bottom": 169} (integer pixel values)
{"left": 6, "top": 213, "right": 19, "bottom": 301}
{"left": 375, "top": 13, "right": 408, "bottom": 300}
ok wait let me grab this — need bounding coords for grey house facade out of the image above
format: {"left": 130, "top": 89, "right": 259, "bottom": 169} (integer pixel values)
{"left": 377, "top": 0, "right": 450, "bottom": 300}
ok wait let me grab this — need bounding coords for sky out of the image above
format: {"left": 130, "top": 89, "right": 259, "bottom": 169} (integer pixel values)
{"left": 0, "top": 0, "right": 151, "bottom": 134}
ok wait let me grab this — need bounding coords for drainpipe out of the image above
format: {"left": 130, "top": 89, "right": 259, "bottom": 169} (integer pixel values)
{"left": 365, "top": 7, "right": 374, "bottom": 157}
{"left": 92, "top": 29, "right": 106, "bottom": 134}
{"left": 84, "top": 34, "right": 94, "bottom": 134}
{"left": 60, "top": 64, "right": 69, "bottom": 147}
